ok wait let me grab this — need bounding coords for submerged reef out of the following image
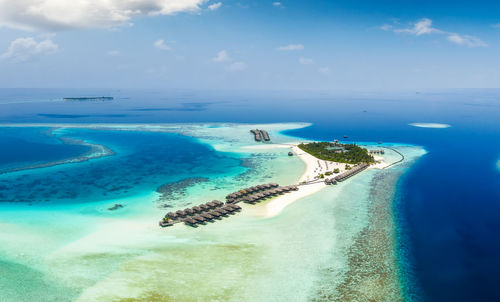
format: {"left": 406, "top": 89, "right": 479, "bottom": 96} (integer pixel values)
{"left": 156, "top": 177, "right": 210, "bottom": 204}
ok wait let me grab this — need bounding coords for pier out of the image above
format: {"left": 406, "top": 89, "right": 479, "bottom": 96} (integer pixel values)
{"left": 159, "top": 182, "right": 298, "bottom": 228}
{"left": 250, "top": 129, "right": 271, "bottom": 142}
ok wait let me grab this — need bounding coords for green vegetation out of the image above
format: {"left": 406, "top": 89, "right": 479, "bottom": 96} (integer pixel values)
{"left": 333, "top": 168, "right": 340, "bottom": 173}
{"left": 298, "top": 142, "right": 375, "bottom": 164}
{"left": 325, "top": 171, "right": 332, "bottom": 176}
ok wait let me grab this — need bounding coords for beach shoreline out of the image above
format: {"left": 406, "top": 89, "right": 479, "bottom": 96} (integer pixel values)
{"left": 255, "top": 145, "right": 396, "bottom": 218}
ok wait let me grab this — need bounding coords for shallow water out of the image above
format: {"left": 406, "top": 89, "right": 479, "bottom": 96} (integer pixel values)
{"left": 3, "top": 88, "right": 500, "bottom": 300}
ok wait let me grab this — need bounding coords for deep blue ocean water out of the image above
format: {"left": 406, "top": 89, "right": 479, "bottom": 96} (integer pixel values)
{"left": 1, "top": 88, "right": 500, "bottom": 301}
{"left": 0, "top": 128, "right": 243, "bottom": 204}
{"left": 0, "top": 127, "right": 90, "bottom": 172}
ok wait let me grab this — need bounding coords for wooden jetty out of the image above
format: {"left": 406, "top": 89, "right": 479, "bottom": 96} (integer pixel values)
{"left": 159, "top": 183, "right": 296, "bottom": 228}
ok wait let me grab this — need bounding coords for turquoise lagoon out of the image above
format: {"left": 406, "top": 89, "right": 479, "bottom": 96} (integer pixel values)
{"left": 0, "top": 123, "right": 424, "bottom": 301}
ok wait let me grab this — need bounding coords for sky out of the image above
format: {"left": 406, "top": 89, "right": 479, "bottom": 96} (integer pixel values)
{"left": 1, "top": 0, "right": 500, "bottom": 90}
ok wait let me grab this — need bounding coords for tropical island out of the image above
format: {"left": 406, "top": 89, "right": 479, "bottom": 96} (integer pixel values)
{"left": 298, "top": 141, "right": 375, "bottom": 164}
{"left": 63, "top": 97, "right": 114, "bottom": 101}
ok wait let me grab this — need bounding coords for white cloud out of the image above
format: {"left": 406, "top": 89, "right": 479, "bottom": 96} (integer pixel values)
{"left": 154, "top": 39, "right": 171, "bottom": 51}
{"left": 380, "top": 24, "right": 394, "bottom": 31}
{"left": 208, "top": 2, "right": 222, "bottom": 10}
{"left": 212, "top": 50, "right": 231, "bottom": 62}
{"left": 212, "top": 50, "right": 246, "bottom": 71}
{"left": 299, "top": 57, "right": 313, "bottom": 65}
{"left": 272, "top": 2, "right": 283, "bottom": 7}
{"left": 383, "top": 18, "right": 487, "bottom": 48}
{"left": 394, "top": 18, "right": 441, "bottom": 36}
{"left": 319, "top": 67, "right": 330, "bottom": 75}
{"left": 226, "top": 61, "right": 247, "bottom": 71}
{"left": 492, "top": 23, "right": 500, "bottom": 29}
{"left": 0, "top": 37, "right": 58, "bottom": 62}
{"left": 447, "top": 34, "right": 487, "bottom": 48}
{"left": 277, "top": 44, "right": 304, "bottom": 51}
{"left": 107, "top": 50, "right": 120, "bottom": 56}
{"left": 0, "top": 0, "right": 207, "bottom": 31}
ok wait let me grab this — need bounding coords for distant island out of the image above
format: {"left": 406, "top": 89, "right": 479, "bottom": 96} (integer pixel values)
{"left": 298, "top": 141, "right": 375, "bottom": 164}
{"left": 63, "top": 97, "right": 114, "bottom": 101}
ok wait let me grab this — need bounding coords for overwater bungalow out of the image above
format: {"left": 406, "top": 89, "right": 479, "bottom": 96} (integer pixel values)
{"left": 176, "top": 210, "right": 187, "bottom": 218}
{"left": 199, "top": 204, "right": 210, "bottom": 211}
{"left": 166, "top": 212, "right": 179, "bottom": 219}
{"left": 212, "top": 200, "right": 223, "bottom": 207}
{"left": 192, "top": 206, "right": 202, "bottom": 213}
{"left": 159, "top": 220, "right": 174, "bottom": 227}
{"left": 223, "top": 206, "right": 235, "bottom": 214}
{"left": 201, "top": 213, "right": 214, "bottom": 221}
{"left": 205, "top": 202, "right": 216, "bottom": 209}
{"left": 184, "top": 208, "right": 195, "bottom": 216}
{"left": 184, "top": 218, "right": 197, "bottom": 226}
{"left": 193, "top": 215, "right": 206, "bottom": 223}
{"left": 209, "top": 211, "right": 222, "bottom": 219}
{"left": 270, "top": 183, "right": 279, "bottom": 188}
{"left": 218, "top": 208, "right": 229, "bottom": 215}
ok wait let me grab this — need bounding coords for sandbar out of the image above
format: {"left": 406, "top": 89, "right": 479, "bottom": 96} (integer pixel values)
{"left": 409, "top": 122, "right": 451, "bottom": 128}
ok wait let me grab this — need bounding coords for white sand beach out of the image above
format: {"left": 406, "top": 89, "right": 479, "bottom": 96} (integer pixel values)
{"left": 257, "top": 145, "right": 392, "bottom": 217}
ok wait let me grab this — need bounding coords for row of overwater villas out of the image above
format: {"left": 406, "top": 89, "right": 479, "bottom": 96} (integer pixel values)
{"left": 225, "top": 183, "right": 298, "bottom": 204}
{"left": 160, "top": 201, "right": 242, "bottom": 227}
{"left": 250, "top": 129, "right": 270, "bottom": 142}
{"left": 324, "top": 163, "right": 370, "bottom": 185}
{"left": 369, "top": 149, "right": 385, "bottom": 154}
{"left": 160, "top": 182, "right": 300, "bottom": 228}
{"left": 242, "top": 186, "right": 299, "bottom": 204}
